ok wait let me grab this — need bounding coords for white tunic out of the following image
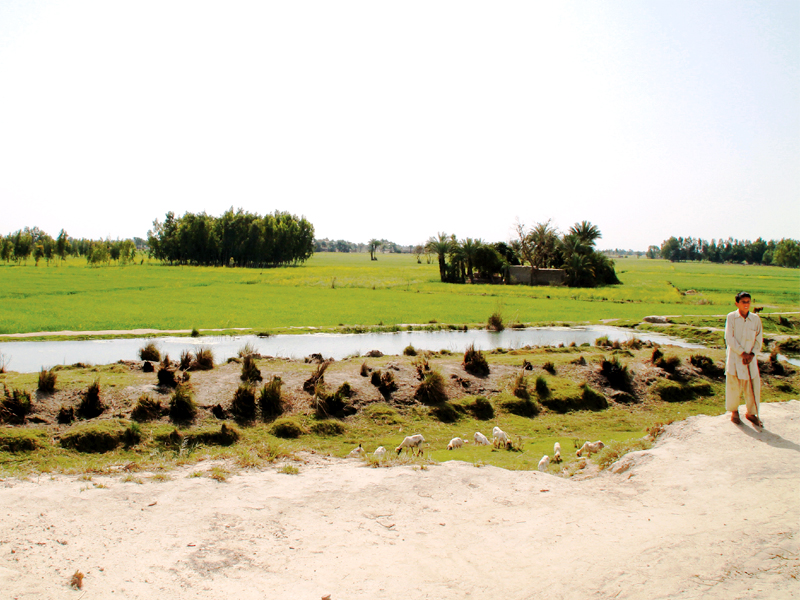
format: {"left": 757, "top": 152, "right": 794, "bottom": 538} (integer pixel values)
{"left": 724, "top": 309, "right": 762, "bottom": 381}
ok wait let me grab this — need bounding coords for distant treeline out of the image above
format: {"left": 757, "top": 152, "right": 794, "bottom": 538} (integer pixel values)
{"left": 648, "top": 237, "right": 799, "bottom": 268}
{"left": 1, "top": 227, "right": 144, "bottom": 266}
{"left": 314, "top": 238, "right": 413, "bottom": 254}
{"left": 147, "top": 209, "right": 315, "bottom": 267}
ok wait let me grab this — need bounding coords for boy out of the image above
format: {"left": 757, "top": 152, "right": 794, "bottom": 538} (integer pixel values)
{"left": 724, "top": 291, "right": 763, "bottom": 427}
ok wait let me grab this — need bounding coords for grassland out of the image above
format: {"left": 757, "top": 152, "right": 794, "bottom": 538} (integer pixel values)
{"left": 0, "top": 254, "right": 797, "bottom": 337}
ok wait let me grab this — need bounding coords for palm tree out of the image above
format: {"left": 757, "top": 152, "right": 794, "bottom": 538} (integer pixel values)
{"left": 368, "top": 239, "right": 381, "bottom": 261}
{"left": 459, "top": 238, "right": 482, "bottom": 283}
{"left": 568, "top": 221, "right": 601, "bottom": 248}
{"left": 425, "top": 232, "right": 454, "bottom": 282}
{"left": 529, "top": 220, "right": 560, "bottom": 268}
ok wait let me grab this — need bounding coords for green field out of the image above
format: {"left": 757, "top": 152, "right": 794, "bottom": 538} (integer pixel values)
{"left": 0, "top": 254, "right": 798, "bottom": 336}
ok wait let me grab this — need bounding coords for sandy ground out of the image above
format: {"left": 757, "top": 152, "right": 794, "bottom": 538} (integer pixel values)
{"left": 1, "top": 401, "right": 798, "bottom": 600}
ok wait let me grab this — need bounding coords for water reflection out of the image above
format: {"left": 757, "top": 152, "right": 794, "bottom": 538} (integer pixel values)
{"left": 0, "top": 326, "right": 712, "bottom": 374}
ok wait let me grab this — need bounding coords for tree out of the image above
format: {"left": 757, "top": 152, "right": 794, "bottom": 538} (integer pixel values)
{"left": 773, "top": 239, "right": 800, "bottom": 268}
{"left": 425, "top": 233, "right": 454, "bottom": 282}
{"left": 56, "top": 230, "right": 69, "bottom": 264}
{"left": 568, "top": 221, "right": 601, "bottom": 248}
{"left": 368, "top": 239, "right": 381, "bottom": 261}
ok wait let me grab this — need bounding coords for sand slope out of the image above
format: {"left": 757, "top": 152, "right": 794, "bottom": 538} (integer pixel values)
{"left": 1, "top": 401, "right": 798, "bottom": 600}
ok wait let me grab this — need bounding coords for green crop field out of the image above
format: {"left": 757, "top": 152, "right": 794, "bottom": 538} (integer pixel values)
{"left": 0, "top": 254, "right": 798, "bottom": 337}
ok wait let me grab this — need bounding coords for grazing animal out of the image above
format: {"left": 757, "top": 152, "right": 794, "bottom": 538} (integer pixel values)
{"left": 576, "top": 440, "right": 605, "bottom": 457}
{"left": 347, "top": 443, "right": 365, "bottom": 458}
{"left": 373, "top": 446, "right": 386, "bottom": 459}
{"left": 538, "top": 455, "right": 550, "bottom": 472}
{"left": 395, "top": 434, "right": 425, "bottom": 456}
{"left": 553, "top": 442, "right": 562, "bottom": 463}
{"left": 447, "top": 437, "right": 465, "bottom": 450}
{"left": 492, "top": 426, "right": 509, "bottom": 449}
{"left": 474, "top": 431, "right": 490, "bottom": 446}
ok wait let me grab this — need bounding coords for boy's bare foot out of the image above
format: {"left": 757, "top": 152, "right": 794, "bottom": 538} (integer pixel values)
{"left": 731, "top": 412, "right": 741, "bottom": 424}
{"left": 745, "top": 413, "right": 763, "bottom": 428}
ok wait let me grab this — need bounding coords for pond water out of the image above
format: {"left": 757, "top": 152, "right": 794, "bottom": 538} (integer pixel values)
{"left": 0, "top": 326, "right": 711, "bottom": 374}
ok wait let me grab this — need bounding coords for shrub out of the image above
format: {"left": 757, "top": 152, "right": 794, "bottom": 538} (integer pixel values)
{"left": 534, "top": 375, "right": 550, "bottom": 398}
{"left": 142, "top": 361, "right": 154, "bottom": 373}
{"left": 60, "top": 421, "right": 126, "bottom": 453}
{"left": 179, "top": 350, "right": 193, "bottom": 371}
{"left": 259, "top": 376, "right": 284, "bottom": 419}
{"left": 303, "top": 361, "right": 330, "bottom": 393}
{"left": 192, "top": 348, "right": 214, "bottom": 371}
{"left": 310, "top": 420, "right": 346, "bottom": 436}
{"left": 0, "top": 429, "right": 46, "bottom": 452}
{"left": 542, "top": 361, "right": 556, "bottom": 374}
{"left": 169, "top": 385, "right": 197, "bottom": 422}
{"left": 131, "top": 394, "right": 163, "bottom": 422}
{"left": 271, "top": 417, "right": 306, "bottom": 439}
{"left": 459, "top": 395, "right": 494, "bottom": 420}
{"left": 430, "top": 402, "right": 461, "bottom": 423}
{"left": 512, "top": 372, "right": 530, "bottom": 400}
{"left": 191, "top": 328, "right": 200, "bottom": 337}
{"left": 778, "top": 338, "right": 800, "bottom": 353}
{"left": 487, "top": 312, "right": 504, "bottom": 332}
{"left": 403, "top": 345, "right": 417, "bottom": 356}
{"left": 231, "top": 385, "right": 257, "bottom": 422}
{"left": 653, "top": 380, "right": 712, "bottom": 402}
{"left": 78, "top": 380, "right": 105, "bottom": 419}
{"left": 539, "top": 385, "right": 608, "bottom": 413}
{"left": 415, "top": 369, "right": 448, "bottom": 405}
{"left": 378, "top": 370, "right": 397, "bottom": 395}
{"left": 139, "top": 342, "right": 160, "bottom": 362}
{"left": 240, "top": 355, "right": 263, "bottom": 383}
{"left": 190, "top": 423, "right": 240, "bottom": 446}
{"left": 600, "top": 357, "right": 632, "bottom": 391}
{"left": 38, "top": 368, "right": 57, "bottom": 393}
{"left": 157, "top": 364, "right": 178, "bottom": 388}
{"left": 463, "top": 344, "right": 490, "bottom": 377}
{"left": 1, "top": 385, "right": 32, "bottom": 424}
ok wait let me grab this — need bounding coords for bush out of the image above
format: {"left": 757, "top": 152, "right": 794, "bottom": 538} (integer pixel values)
{"left": 458, "top": 395, "right": 494, "bottom": 420}
{"left": 487, "top": 312, "right": 504, "bottom": 332}
{"left": 600, "top": 357, "right": 632, "bottom": 391}
{"left": 169, "top": 385, "right": 197, "bottom": 422}
{"left": 240, "top": 355, "right": 263, "bottom": 383}
{"left": 0, "top": 429, "right": 46, "bottom": 452}
{"left": 238, "top": 342, "right": 257, "bottom": 358}
{"left": 1, "top": 385, "right": 32, "bottom": 424}
{"left": 595, "top": 335, "right": 611, "bottom": 348}
{"left": 413, "top": 355, "right": 431, "bottom": 379}
{"left": 191, "top": 328, "right": 200, "bottom": 337}
{"left": 131, "top": 394, "right": 163, "bottom": 422}
{"left": 60, "top": 421, "right": 126, "bottom": 453}
{"left": 231, "top": 385, "right": 257, "bottom": 422}
{"left": 271, "top": 418, "right": 306, "bottom": 439}
{"left": 415, "top": 369, "right": 448, "bottom": 405}
{"left": 403, "top": 345, "right": 417, "bottom": 356}
{"left": 360, "top": 361, "right": 371, "bottom": 377}
{"left": 512, "top": 372, "right": 530, "bottom": 400}
{"left": 191, "top": 348, "right": 214, "bottom": 370}
{"left": 139, "top": 342, "right": 160, "bottom": 362}
{"left": 38, "top": 368, "right": 57, "bottom": 393}
{"left": 259, "top": 376, "right": 284, "bottom": 419}
{"left": 78, "top": 380, "right": 105, "bottom": 419}
{"left": 534, "top": 375, "right": 550, "bottom": 398}
{"left": 310, "top": 420, "right": 346, "bottom": 436}
{"left": 463, "top": 344, "right": 490, "bottom": 377}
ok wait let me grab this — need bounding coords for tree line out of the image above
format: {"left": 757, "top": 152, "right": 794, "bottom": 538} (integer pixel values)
{"left": 649, "top": 236, "right": 799, "bottom": 268}
{"left": 146, "top": 208, "right": 315, "bottom": 267}
{"left": 423, "top": 220, "right": 621, "bottom": 288}
{"left": 1, "top": 227, "right": 139, "bottom": 266}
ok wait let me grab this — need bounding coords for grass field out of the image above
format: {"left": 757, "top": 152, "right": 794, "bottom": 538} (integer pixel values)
{"left": 1, "top": 254, "right": 798, "bottom": 337}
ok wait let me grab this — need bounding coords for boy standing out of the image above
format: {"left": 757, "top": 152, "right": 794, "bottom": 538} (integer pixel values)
{"left": 725, "top": 291, "right": 763, "bottom": 427}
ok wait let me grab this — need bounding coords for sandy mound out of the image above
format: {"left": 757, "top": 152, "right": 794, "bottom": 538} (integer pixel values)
{"left": 1, "top": 401, "right": 798, "bottom": 600}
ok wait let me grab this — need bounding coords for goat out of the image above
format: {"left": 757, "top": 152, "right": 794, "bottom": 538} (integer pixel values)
{"left": 576, "top": 440, "right": 605, "bottom": 457}
{"left": 538, "top": 455, "right": 550, "bottom": 472}
{"left": 447, "top": 437, "right": 465, "bottom": 450}
{"left": 492, "top": 426, "right": 509, "bottom": 449}
{"left": 553, "top": 442, "right": 562, "bottom": 463}
{"left": 373, "top": 446, "right": 386, "bottom": 459}
{"left": 474, "top": 431, "right": 490, "bottom": 446}
{"left": 395, "top": 434, "right": 425, "bottom": 456}
{"left": 347, "top": 443, "right": 365, "bottom": 458}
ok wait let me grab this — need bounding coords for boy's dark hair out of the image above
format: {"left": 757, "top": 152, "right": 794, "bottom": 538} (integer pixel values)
{"left": 735, "top": 291, "right": 751, "bottom": 302}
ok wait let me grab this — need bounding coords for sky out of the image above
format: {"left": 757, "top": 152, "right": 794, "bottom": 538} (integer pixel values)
{"left": 0, "top": 0, "right": 797, "bottom": 251}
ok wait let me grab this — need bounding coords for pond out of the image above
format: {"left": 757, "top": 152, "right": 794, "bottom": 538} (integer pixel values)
{"left": 0, "top": 326, "right": 710, "bottom": 374}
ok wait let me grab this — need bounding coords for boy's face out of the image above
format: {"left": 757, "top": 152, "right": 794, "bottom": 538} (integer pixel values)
{"left": 735, "top": 296, "right": 751, "bottom": 315}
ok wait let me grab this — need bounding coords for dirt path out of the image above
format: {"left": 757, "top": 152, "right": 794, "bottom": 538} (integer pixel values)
{"left": 1, "top": 401, "right": 797, "bottom": 600}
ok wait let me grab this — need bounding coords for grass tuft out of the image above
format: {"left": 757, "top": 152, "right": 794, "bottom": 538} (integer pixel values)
{"left": 169, "top": 384, "right": 197, "bottom": 422}
{"left": 258, "top": 376, "right": 284, "bottom": 420}
{"left": 131, "top": 394, "right": 163, "bottom": 422}
{"left": 78, "top": 379, "right": 105, "bottom": 419}
{"left": 139, "top": 342, "right": 160, "bottom": 362}
{"left": 463, "top": 344, "right": 490, "bottom": 377}
{"left": 38, "top": 368, "right": 57, "bottom": 393}
{"left": 415, "top": 369, "right": 448, "bottom": 404}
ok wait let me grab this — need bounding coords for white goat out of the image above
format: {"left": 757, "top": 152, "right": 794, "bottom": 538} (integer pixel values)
{"left": 553, "top": 442, "right": 562, "bottom": 463}
{"left": 395, "top": 434, "right": 425, "bottom": 456}
{"left": 347, "top": 443, "right": 365, "bottom": 458}
{"left": 576, "top": 440, "right": 605, "bottom": 457}
{"left": 447, "top": 437, "right": 465, "bottom": 450}
{"left": 492, "top": 426, "right": 510, "bottom": 449}
{"left": 474, "top": 432, "right": 490, "bottom": 446}
{"left": 538, "top": 455, "right": 550, "bottom": 472}
{"left": 373, "top": 446, "right": 386, "bottom": 459}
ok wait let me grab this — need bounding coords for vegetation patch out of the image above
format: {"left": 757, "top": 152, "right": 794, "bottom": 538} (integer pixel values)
{"left": 77, "top": 380, "right": 105, "bottom": 419}
{"left": 1, "top": 385, "right": 32, "bottom": 424}
{"left": 60, "top": 420, "right": 127, "bottom": 453}
{"left": 0, "top": 428, "right": 47, "bottom": 452}
{"left": 169, "top": 385, "right": 197, "bottom": 422}
{"left": 599, "top": 357, "right": 632, "bottom": 391}
{"left": 38, "top": 368, "right": 57, "bottom": 393}
{"left": 231, "top": 385, "right": 257, "bottom": 422}
{"left": 240, "top": 355, "right": 262, "bottom": 383}
{"left": 454, "top": 395, "right": 494, "bottom": 420}
{"left": 131, "top": 394, "right": 164, "bottom": 422}
{"left": 497, "top": 393, "right": 539, "bottom": 417}
{"left": 429, "top": 401, "right": 461, "bottom": 423}
{"left": 596, "top": 439, "right": 653, "bottom": 470}
{"left": 463, "top": 344, "right": 490, "bottom": 377}
{"left": 540, "top": 384, "right": 607, "bottom": 413}
{"left": 414, "top": 369, "right": 448, "bottom": 405}
{"left": 258, "top": 376, "right": 285, "bottom": 420}
{"left": 139, "top": 342, "right": 160, "bottom": 362}
{"left": 654, "top": 380, "right": 714, "bottom": 402}
{"left": 690, "top": 354, "right": 724, "bottom": 378}
{"left": 362, "top": 403, "right": 402, "bottom": 425}
{"left": 271, "top": 417, "right": 306, "bottom": 439}
{"left": 310, "top": 420, "right": 347, "bottom": 436}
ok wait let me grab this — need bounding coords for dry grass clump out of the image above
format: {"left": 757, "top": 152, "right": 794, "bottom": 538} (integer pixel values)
{"left": 542, "top": 361, "right": 556, "bottom": 374}
{"left": 315, "top": 381, "right": 355, "bottom": 419}
{"left": 131, "top": 394, "right": 163, "bottom": 422}
{"left": 37, "top": 368, "right": 57, "bottom": 393}
{"left": 240, "top": 355, "right": 262, "bottom": 383}
{"left": 191, "top": 348, "right": 214, "bottom": 370}
{"left": 57, "top": 405, "right": 74, "bottom": 424}
{"left": 360, "top": 361, "right": 371, "bottom": 377}
{"left": 600, "top": 357, "right": 632, "bottom": 391}
{"left": 654, "top": 353, "right": 681, "bottom": 374}
{"left": 157, "top": 356, "right": 179, "bottom": 388}
{"left": 231, "top": 385, "right": 257, "bottom": 422}
{"left": 414, "top": 369, "right": 448, "bottom": 405}
{"left": 123, "top": 422, "right": 142, "bottom": 447}
{"left": 403, "top": 345, "right": 417, "bottom": 356}
{"left": 1, "top": 385, "right": 32, "bottom": 424}
{"left": 429, "top": 401, "right": 461, "bottom": 423}
{"left": 179, "top": 350, "right": 193, "bottom": 371}
{"left": 690, "top": 354, "right": 724, "bottom": 377}
{"left": 596, "top": 439, "right": 652, "bottom": 470}
{"left": 487, "top": 312, "right": 504, "bottom": 332}
{"left": 303, "top": 360, "right": 330, "bottom": 393}
{"left": 511, "top": 371, "right": 530, "bottom": 400}
{"left": 78, "top": 379, "right": 105, "bottom": 419}
{"left": 534, "top": 375, "right": 550, "bottom": 398}
{"left": 70, "top": 570, "right": 84, "bottom": 590}
{"left": 463, "top": 344, "right": 490, "bottom": 377}
{"left": 259, "top": 376, "right": 284, "bottom": 420}
{"left": 139, "top": 342, "right": 160, "bottom": 362}
{"left": 169, "top": 385, "right": 197, "bottom": 422}
{"left": 238, "top": 342, "right": 257, "bottom": 358}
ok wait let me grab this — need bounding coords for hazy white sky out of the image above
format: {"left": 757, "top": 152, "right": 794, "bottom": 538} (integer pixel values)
{"left": 0, "top": 0, "right": 797, "bottom": 250}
